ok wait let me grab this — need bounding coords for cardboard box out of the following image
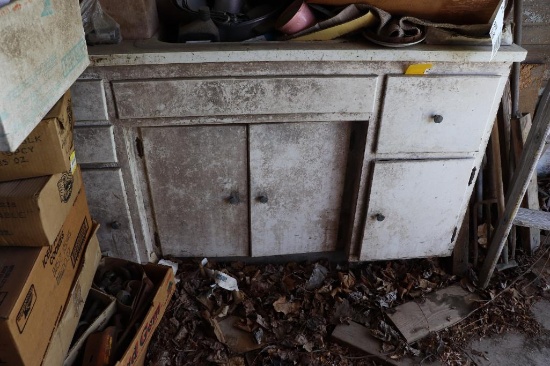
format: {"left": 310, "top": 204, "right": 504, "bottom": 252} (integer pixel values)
{"left": 116, "top": 262, "right": 175, "bottom": 366}
{"left": 0, "top": 91, "right": 77, "bottom": 182}
{"left": 42, "top": 222, "right": 102, "bottom": 366}
{"left": 0, "top": 188, "right": 92, "bottom": 366}
{"left": 0, "top": 0, "right": 89, "bottom": 152}
{"left": 0, "top": 166, "right": 82, "bottom": 246}
{"left": 64, "top": 289, "right": 117, "bottom": 366}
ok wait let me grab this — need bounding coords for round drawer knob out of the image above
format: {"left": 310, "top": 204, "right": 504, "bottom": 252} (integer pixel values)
{"left": 110, "top": 221, "right": 122, "bottom": 230}
{"left": 375, "top": 214, "right": 385, "bottom": 222}
{"left": 258, "top": 195, "right": 268, "bottom": 204}
{"left": 433, "top": 114, "right": 444, "bottom": 123}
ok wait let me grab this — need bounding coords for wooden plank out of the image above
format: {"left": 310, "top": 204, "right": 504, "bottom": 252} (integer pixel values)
{"left": 511, "top": 114, "right": 541, "bottom": 254}
{"left": 386, "top": 285, "right": 480, "bottom": 343}
{"left": 480, "top": 79, "right": 550, "bottom": 288}
{"left": 513, "top": 208, "right": 550, "bottom": 230}
{"left": 331, "top": 322, "right": 413, "bottom": 366}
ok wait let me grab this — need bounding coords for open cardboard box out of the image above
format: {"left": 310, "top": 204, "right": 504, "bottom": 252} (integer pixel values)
{"left": 65, "top": 259, "right": 176, "bottom": 366}
{"left": 42, "top": 222, "right": 103, "bottom": 366}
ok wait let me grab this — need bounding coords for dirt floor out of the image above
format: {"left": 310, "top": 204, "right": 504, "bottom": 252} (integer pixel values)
{"left": 144, "top": 240, "right": 550, "bottom": 366}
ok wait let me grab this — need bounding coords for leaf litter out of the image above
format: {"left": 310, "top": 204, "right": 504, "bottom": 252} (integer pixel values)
{"left": 146, "top": 247, "right": 550, "bottom": 366}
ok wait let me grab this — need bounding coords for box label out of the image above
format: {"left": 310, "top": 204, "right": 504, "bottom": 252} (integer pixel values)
{"left": 16, "top": 285, "right": 37, "bottom": 333}
{"left": 57, "top": 171, "right": 74, "bottom": 203}
{"left": 43, "top": 217, "right": 88, "bottom": 285}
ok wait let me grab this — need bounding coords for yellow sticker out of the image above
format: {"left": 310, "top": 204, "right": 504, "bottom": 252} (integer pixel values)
{"left": 70, "top": 150, "right": 77, "bottom": 174}
{"left": 405, "top": 63, "right": 432, "bottom": 75}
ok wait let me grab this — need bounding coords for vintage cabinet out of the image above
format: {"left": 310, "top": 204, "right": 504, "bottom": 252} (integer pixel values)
{"left": 71, "top": 40, "right": 526, "bottom": 263}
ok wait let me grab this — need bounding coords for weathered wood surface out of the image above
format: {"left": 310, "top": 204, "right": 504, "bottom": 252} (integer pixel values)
{"left": 70, "top": 80, "right": 109, "bottom": 122}
{"left": 112, "top": 77, "right": 378, "bottom": 120}
{"left": 511, "top": 114, "right": 541, "bottom": 254}
{"left": 331, "top": 322, "right": 414, "bottom": 366}
{"left": 387, "top": 285, "right": 480, "bottom": 343}
{"left": 480, "top": 79, "right": 550, "bottom": 289}
{"left": 376, "top": 75, "right": 501, "bottom": 154}
{"left": 81, "top": 168, "right": 137, "bottom": 260}
{"left": 362, "top": 159, "right": 474, "bottom": 261}
{"left": 513, "top": 208, "right": 550, "bottom": 230}
{"left": 74, "top": 126, "right": 117, "bottom": 164}
{"left": 249, "top": 122, "right": 351, "bottom": 256}
{"left": 142, "top": 125, "right": 249, "bottom": 257}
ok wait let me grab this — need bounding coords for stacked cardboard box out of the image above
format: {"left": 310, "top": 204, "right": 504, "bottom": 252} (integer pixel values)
{"left": 0, "top": 92, "right": 99, "bottom": 366}
{"left": 0, "top": 91, "right": 175, "bottom": 366}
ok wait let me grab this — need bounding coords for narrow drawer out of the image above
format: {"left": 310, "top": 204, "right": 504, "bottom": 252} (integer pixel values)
{"left": 81, "top": 168, "right": 135, "bottom": 259}
{"left": 376, "top": 75, "right": 502, "bottom": 154}
{"left": 74, "top": 125, "right": 117, "bottom": 164}
{"left": 71, "top": 80, "right": 109, "bottom": 122}
{"left": 112, "top": 76, "right": 378, "bottom": 119}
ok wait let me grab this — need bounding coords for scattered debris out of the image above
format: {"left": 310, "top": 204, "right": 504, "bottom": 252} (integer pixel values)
{"left": 146, "top": 249, "right": 550, "bottom": 365}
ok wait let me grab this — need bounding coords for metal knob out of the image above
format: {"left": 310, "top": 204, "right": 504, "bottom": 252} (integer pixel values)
{"left": 110, "top": 221, "right": 121, "bottom": 230}
{"left": 433, "top": 114, "right": 444, "bottom": 123}
{"left": 374, "top": 214, "right": 385, "bottom": 222}
{"left": 228, "top": 193, "right": 240, "bottom": 205}
{"left": 258, "top": 195, "right": 268, "bottom": 204}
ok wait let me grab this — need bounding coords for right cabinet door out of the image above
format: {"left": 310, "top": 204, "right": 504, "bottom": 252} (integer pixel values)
{"left": 376, "top": 75, "right": 501, "bottom": 154}
{"left": 249, "top": 122, "right": 352, "bottom": 256}
{"left": 361, "top": 159, "right": 474, "bottom": 261}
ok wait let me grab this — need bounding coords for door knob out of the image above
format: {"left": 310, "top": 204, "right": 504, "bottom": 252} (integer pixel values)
{"left": 110, "top": 221, "right": 122, "bottom": 229}
{"left": 374, "top": 214, "right": 385, "bottom": 222}
{"left": 228, "top": 193, "right": 240, "bottom": 204}
{"left": 433, "top": 114, "right": 444, "bottom": 123}
{"left": 258, "top": 195, "right": 268, "bottom": 204}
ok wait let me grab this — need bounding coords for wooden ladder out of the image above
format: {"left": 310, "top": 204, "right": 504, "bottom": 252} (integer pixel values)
{"left": 479, "top": 78, "right": 550, "bottom": 288}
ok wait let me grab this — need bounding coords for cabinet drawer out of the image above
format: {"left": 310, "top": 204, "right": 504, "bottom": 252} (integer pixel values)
{"left": 376, "top": 75, "right": 501, "bottom": 154}
{"left": 81, "top": 168, "right": 135, "bottom": 259}
{"left": 71, "top": 80, "right": 109, "bottom": 122}
{"left": 74, "top": 126, "right": 117, "bottom": 164}
{"left": 362, "top": 159, "right": 474, "bottom": 261}
{"left": 112, "top": 76, "right": 378, "bottom": 119}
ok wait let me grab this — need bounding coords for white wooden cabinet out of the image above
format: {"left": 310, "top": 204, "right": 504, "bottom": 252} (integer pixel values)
{"left": 70, "top": 40, "right": 526, "bottom": 263}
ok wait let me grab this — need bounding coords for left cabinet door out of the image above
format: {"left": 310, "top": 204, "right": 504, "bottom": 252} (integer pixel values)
{"left": 141, "top": 125, "right": 249, "bottom": 257}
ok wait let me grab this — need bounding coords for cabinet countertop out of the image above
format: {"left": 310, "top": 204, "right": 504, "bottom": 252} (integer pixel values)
{"left": 87, "top": 39, "right": 527, "bottom": 67}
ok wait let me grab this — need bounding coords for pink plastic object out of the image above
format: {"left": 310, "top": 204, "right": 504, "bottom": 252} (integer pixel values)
{"left": 276, "top": 0, "right": 316, "bottom": 35}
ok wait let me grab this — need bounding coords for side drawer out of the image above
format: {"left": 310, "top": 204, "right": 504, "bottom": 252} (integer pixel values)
{"left": 71, "top": 80, "right": 109, "bottom": 122}
{"left": 81, "top": 168, "right": 135, "bottom": 259}
{"left": 74, "top": 125, "right": 117, "bottom": 164}
{"left": 112, "top": 76, "right": 378, "bottom": 119}
{"left": 376, "top": 75, "right": 502, "bottom": 154}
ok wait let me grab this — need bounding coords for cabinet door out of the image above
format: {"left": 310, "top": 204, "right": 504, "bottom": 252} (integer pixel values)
{"left": 81, "top": 168, "right": 137, "bottom": 260}
{"left": 361, "top": 159, "right": 474, "bottom": 261}
{"left": 141, "top": 126, "right": 249, "bottom": 257}
{"left": 377, "top": 75, "right": 501, "bottom": 154}
{"left": 249, "top": 122, "right": 351, "bottom": 256}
